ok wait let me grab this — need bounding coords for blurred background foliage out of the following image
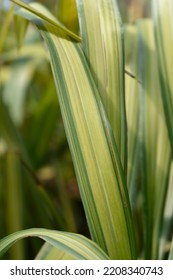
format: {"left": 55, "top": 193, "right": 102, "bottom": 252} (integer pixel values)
{"left": 0, "top": 0, "right": 172, "bottom": 260}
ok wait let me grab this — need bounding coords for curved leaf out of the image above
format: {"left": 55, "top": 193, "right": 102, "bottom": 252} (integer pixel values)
{"left": 0, "top": 228, "right": 109, "bottom": 260}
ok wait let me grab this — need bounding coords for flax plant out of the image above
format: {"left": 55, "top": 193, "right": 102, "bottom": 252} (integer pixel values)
{"left": 0, "top": 0, "right": 172, "bottom": 260}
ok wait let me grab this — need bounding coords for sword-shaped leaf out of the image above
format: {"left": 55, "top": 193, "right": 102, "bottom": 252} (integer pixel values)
{"left": 137, "top": 19, "right": 171, "bottom": 259}
{"left": 76, "top": 0, "right": 127, "bottom": 171}
{"left": 124, "top": 24, "right": 141, "bottom": 206}
{"left": 41, "top": 30, "right": 135, "bottom": 259}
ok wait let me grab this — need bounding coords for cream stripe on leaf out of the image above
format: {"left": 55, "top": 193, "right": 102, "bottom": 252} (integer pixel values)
{"left": 76, "top": 0, "right": 127, "bottom": 171}
{"left": 42, "top": 32, "right": 135, "bottom": 259}
{"left": 0, "top": 228, "right": 109, "bottom": 260}
{"left": 152, "top": 0, "right": 173, "bottom": 156}
{"left": 137, "top": 19, "right": 171, "bottom": 259}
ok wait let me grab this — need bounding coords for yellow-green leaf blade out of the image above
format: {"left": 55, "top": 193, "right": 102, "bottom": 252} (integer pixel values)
{"left": 152, "top": 0, "right": 173, "bottom": 155}
{"left": 35, "top": 242, "right": 75, "bottom": 260}
{"left": 77, "top": 0, "right": 127, "bottom": 171}
{"left": 40, "top": 30, "right": 135, "bottom": 259}
{"left": 137, "top": 19, "right": 171, "bottom": 259}
{"left": 0, "top": 228, "right": 109, "bottom": 260}
{"left": 124, "top": 24, "right": 141, "bottom": 205}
